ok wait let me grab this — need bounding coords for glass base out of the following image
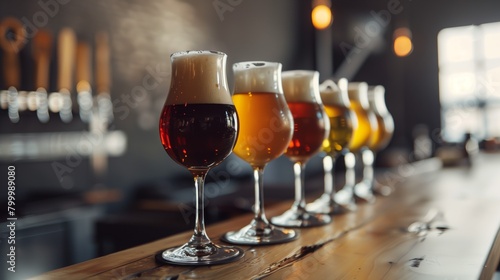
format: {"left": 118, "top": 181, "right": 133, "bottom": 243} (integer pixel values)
{"left": 221, "top": 222, "right": 298, "bottom": 245}
{"left": 270, "top": 207, "right": 331, "bottom": 228}
{"left": 334, "top": 188, "right": 357, "bottom": 212}
{"left": 373, "top": 183, "right": 393, "bottom": 196}
{"left": 306, "top": 193, "right": 353, "bottom": 215}
{"left": 156, "top": 242, "right": 244, "bottom": 266}
{"left": 354, "top": 180, "right": 376, "bottom": 203}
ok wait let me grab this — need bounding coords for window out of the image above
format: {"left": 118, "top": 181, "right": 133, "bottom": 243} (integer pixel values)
{"left": 438, "top": 22, "right": 500, "bottom": 142}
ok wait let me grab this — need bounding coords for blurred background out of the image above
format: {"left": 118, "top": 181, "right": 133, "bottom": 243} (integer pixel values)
{"left": 1, "top": 0, "right": 500, "bottom": 278}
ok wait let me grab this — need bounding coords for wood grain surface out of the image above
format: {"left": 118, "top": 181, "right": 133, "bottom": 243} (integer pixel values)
{"left": 32, "top": 153, "right": 500, "bottom": 280}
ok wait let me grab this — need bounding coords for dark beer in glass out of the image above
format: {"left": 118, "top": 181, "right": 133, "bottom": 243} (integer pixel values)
{"left": 158, "top": 50, "right": 243, "bottom": 265}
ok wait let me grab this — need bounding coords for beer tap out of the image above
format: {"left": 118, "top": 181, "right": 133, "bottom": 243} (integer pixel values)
{"left": 76, "top": 41, "right": 93, "bottom": 123}
{"left": 55, "top": 27, "right": 76, "bottom": 123}
{"left": 95, "top": 31, "right": 113, "bottom": 124}
{"left": 33, "top": 29, "right": 52, "bottom": 123}
{"left": 0, "top": 89, "right": 7, "bottom": 110}
{"left": 91, "top": 31, "right": 113, "bottom": 179}
{"left": 0, "top": 17, "right": 27, "bottom": 123}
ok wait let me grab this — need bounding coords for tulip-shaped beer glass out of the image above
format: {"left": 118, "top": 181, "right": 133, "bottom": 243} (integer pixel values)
{"left": 271, "top": 70, "right": 331, "bottom": 227}
{"left": 347, "top": 82, "right": 379, "bottom": 203}
{"left": 306, "top": 78, "right": 357, "bottom": 214}
{"left": 365, "top": 85, "right": 394, "bottom": 195}
{"left": 158, "top": 51, "right": 243, "bottom": 265}
{"left": 222, "top": 61, "right": 297, "bottom": 245}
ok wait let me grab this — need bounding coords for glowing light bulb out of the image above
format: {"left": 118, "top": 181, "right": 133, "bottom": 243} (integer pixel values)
{"left": 393, "top": 27, "right": 413, "bottom": 57}
{"left": 312, "top": 5, "right": 332, "bottom": 30}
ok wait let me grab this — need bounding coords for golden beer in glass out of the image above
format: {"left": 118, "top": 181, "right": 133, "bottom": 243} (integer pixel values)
{"left": 222, "top": 61, "right": 297, "bottom": 245}
{"left": 348, "top": 82, "right": 379, "bottom": 203}
{"left": 307, "top": 78, "right": 357, "bottom": 214}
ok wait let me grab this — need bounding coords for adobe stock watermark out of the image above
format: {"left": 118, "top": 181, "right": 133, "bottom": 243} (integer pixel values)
{"left": 376, "top": 134, "right": 441, "bottom": 190}
{"left": 113, "top": 63, "right": 169, "bottom": 121}
{"left": 177, "top": 157, "right": 244, "bottom": 224}
{"left": 14, "top": 0, "right": 72, "bottom": 49}
{"left": 51, "top": 122, "right": 110, "bottom": 189}
{"left": 212, "top": 0, "right": 245, "bottom": 21}
{"left": 241, "top": 107, "right": 291, "bottom": 162}
{"left": 340, "top": 0, "right": 406, "bottom": 62}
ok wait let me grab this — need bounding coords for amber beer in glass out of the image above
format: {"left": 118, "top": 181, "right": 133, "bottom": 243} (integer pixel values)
{"left": 158, "top": 51, "right": 243, "bottom": 265}
{"left": 222, "top": 61, "right": 297, "bottom": 245}
{"left": 271, "top": 70, "right": 331, "bottom": 228}
{"left": 306, "top": 78, "right": 357, "bottom": 214}
{"left": 232, "top": 91, "right": 292, "bottom": 164}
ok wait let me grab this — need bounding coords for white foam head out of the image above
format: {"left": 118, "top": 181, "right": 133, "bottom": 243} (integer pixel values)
{"left": 319, "top": 78, "right": 351, "bottom": 107}
{"left": 166, "top": 50, "right": 232, "bottom": 105}
{"left": 347, "top": 82, "right": 369, "bottom": 109}
{"left": 368, "top": 85, "right": 385, "bottom": 101}
{"left": 368, "top": 85, "right": 389, "bottom": 115}
{"left": 233, "top": 61, "right": 283, "bottom": 94}
{"left": 281, "top": 70, "right": 321, "bottom": 103}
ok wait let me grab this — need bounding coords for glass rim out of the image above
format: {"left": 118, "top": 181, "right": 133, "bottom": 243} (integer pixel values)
{"left": 320, "top": 79, "right": 340, "bottom": 93}
{"left": 232, "top": 61, "right": 282, "bottom": 69}
{"left": 368, "top": 84, "right": 385, "bottom": 91}
{"left": 281, "top": 69, "right": 319, "bottom": 78}
{"left": 170, "top": 50, "right": 227, "bottom": 58}
{"left": 348, "top": 81, "right": 368, "bottom": 92}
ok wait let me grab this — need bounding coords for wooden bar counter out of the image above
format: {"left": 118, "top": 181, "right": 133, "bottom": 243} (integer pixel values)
{"left": 33, "top": 153, "right": 500, "bottom": 279}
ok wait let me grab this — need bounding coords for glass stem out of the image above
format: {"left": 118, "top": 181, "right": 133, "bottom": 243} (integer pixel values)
{"left": 292, "top": 162, "right": 307, "bottom": 212}
{"left": 344, "top": 152, "right": 356, "bottom": 191}
{"left": 189, "top": 170, "right": 211, "bottom": 246}
{"left": 323, "top": 155, "right": 335, "bottom": 197}
{"left": 362, "top": 149, "right": 375, "bottom": 188}
{"left": 253, "top": 167, "right": 269, "bottom": 227}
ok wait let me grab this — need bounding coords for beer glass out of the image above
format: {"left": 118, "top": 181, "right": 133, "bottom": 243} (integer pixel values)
{"left": 271, "top": 70, "right": 331, "bottom": 227}
{"left": 158, "top": 51, "right": 243, "bottom": 265}
{"left": 222, "top": 61, "right": 297, "bottom": 245}
{"left": 366, "top": 85, "right": 394, "bottom": 195}
{"left": 306, "top": 78, "right": 357, "bottom": 214}
{"left": 347, "top": 82, "right": 379, "bottom": 203}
